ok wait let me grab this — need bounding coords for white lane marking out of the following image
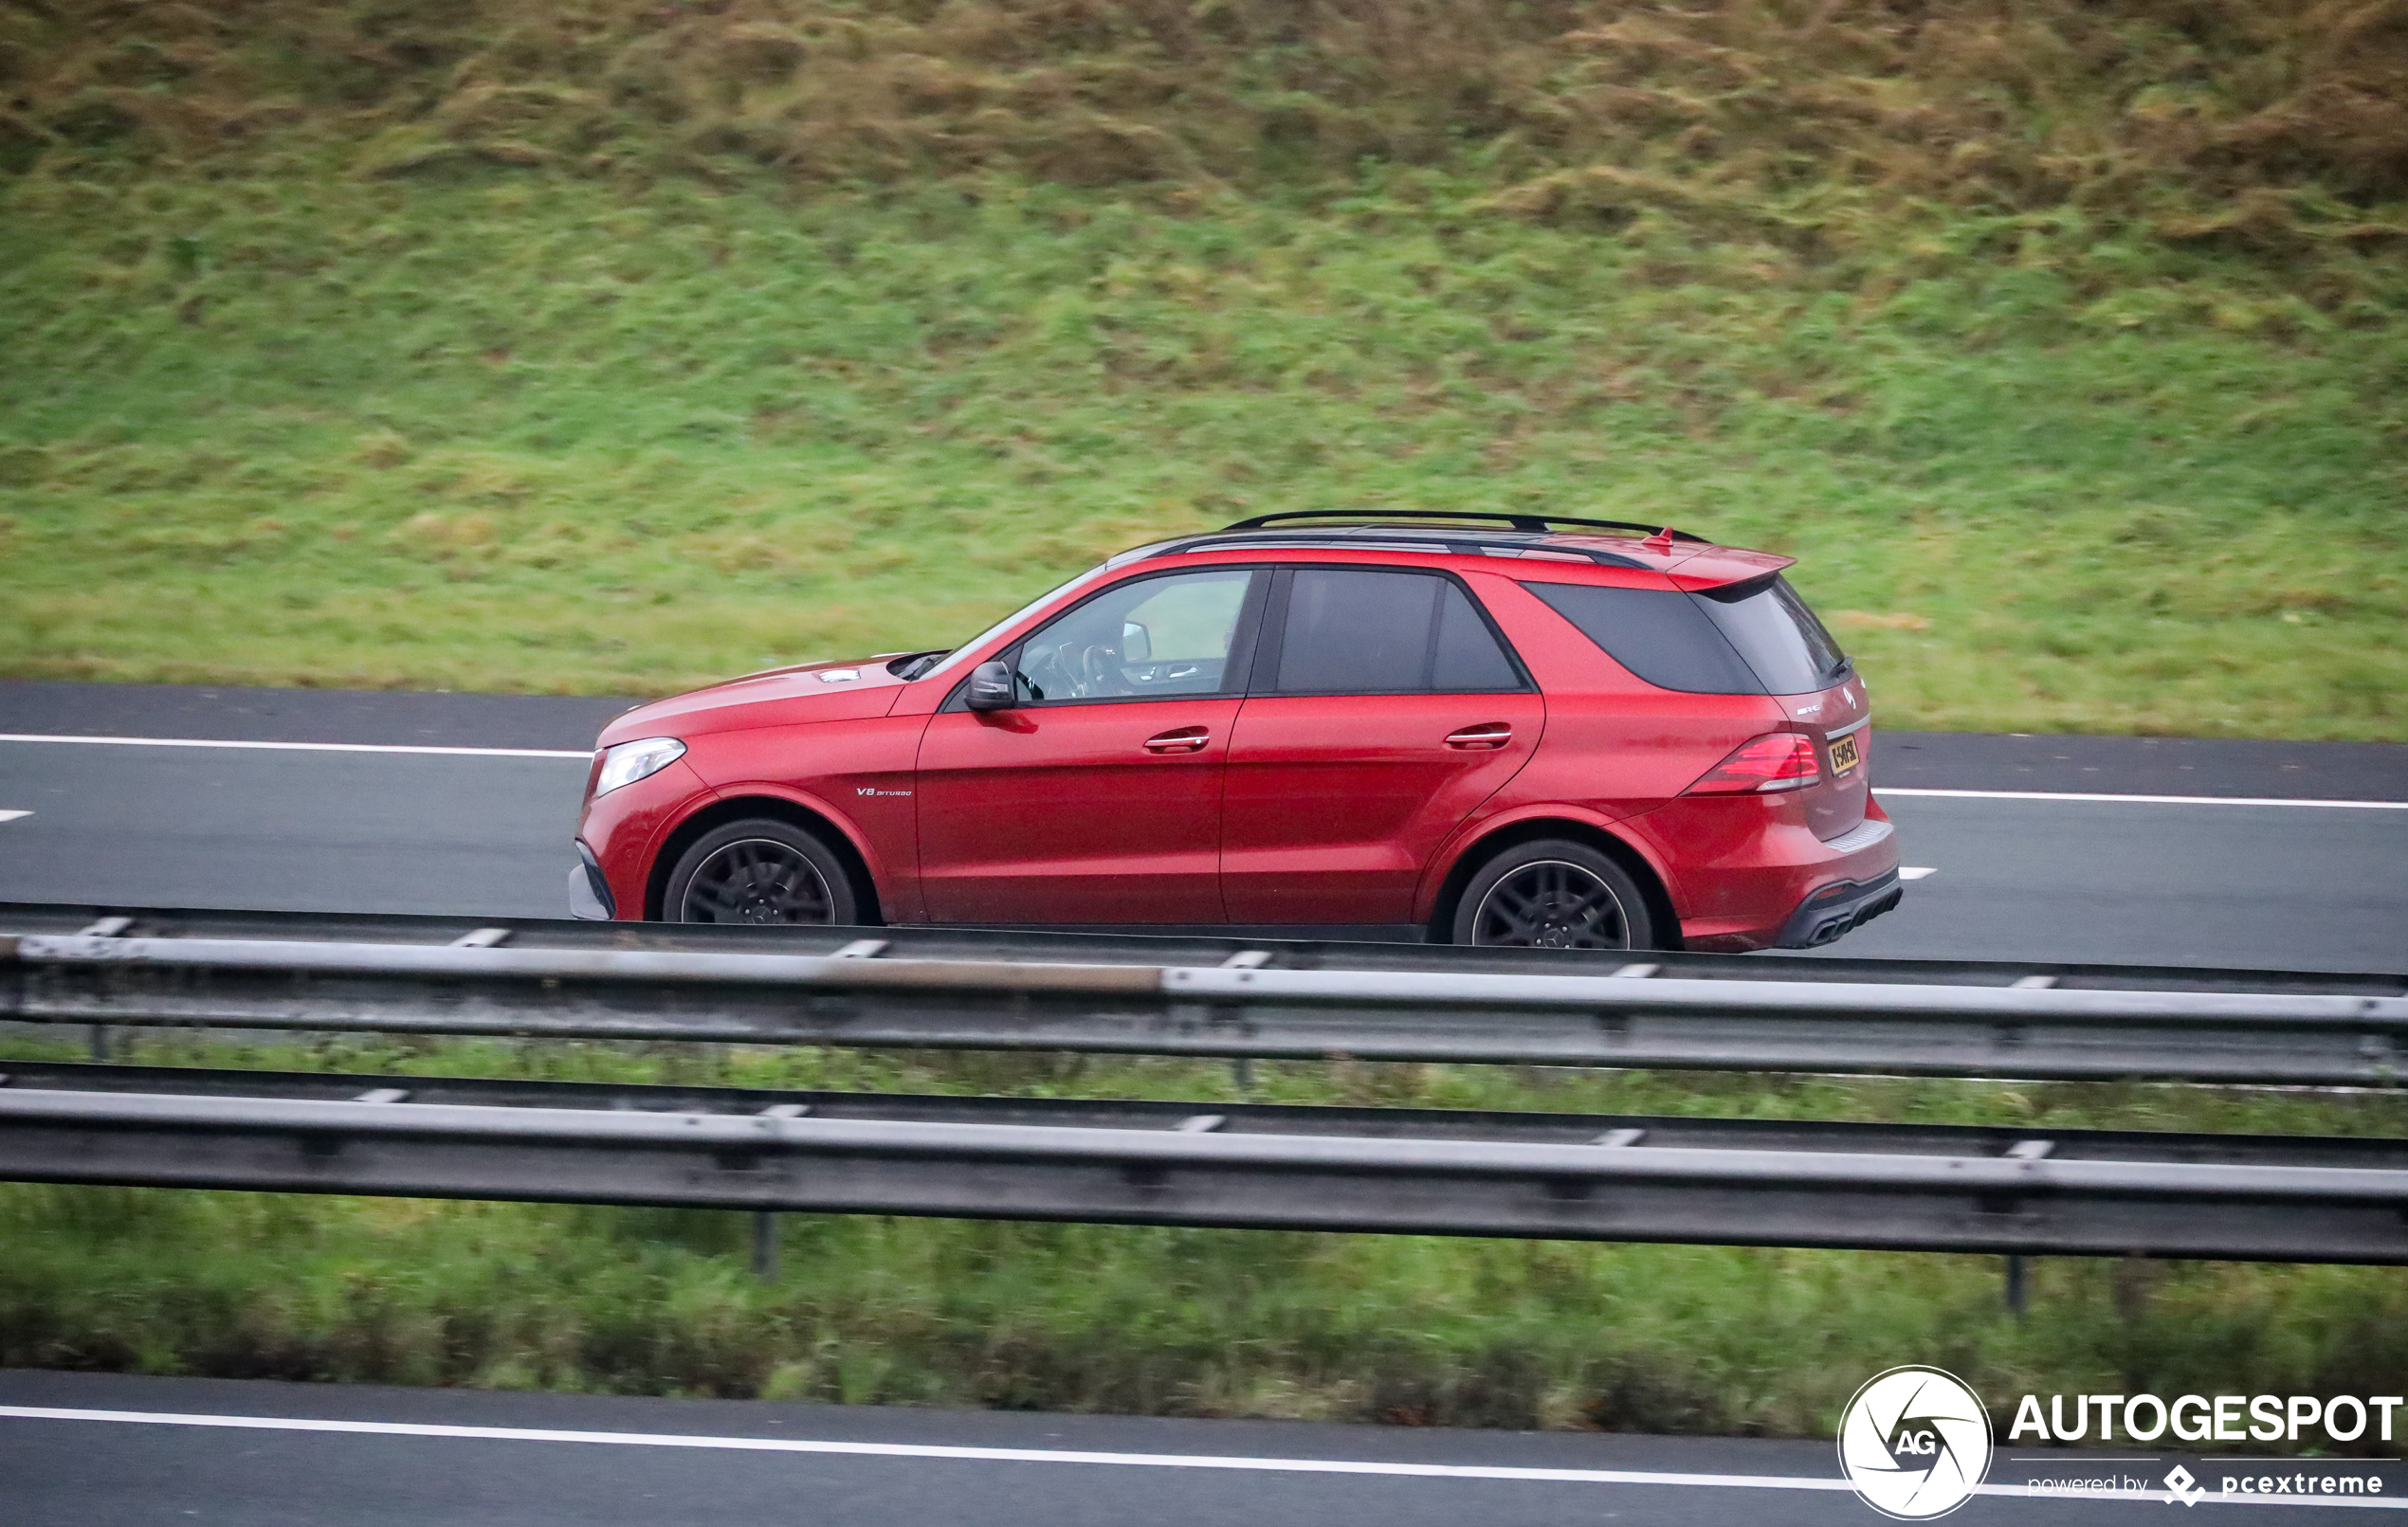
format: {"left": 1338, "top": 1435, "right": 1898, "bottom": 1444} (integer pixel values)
{"left": 1881, "top": 788, "right": 2408, "bottom": 809}
{"left": 1898, "top": 866, "right": 1938, "bottom": 880}
{"left": 0, "top": 1406, "right": 1854, "bottom": 1491}
{"left": 0, "top": 809, "right": 28, "bottom": 825}
{"left": 0, "top": 1408, "right": 2399, "bottom": 1507}
{"left": 0, "top": 734, "right": 588, "bottom": 761}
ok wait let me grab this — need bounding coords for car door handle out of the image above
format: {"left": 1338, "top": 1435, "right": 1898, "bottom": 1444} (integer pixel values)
{"left": 1142, "top": 727, "right": 1213, "bottom": 754}
{"left": 1444, "top": 723, "right": 1514, "bottom": 750}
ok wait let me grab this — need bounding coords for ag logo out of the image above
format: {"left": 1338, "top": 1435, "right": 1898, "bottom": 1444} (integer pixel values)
{"left": 1836, "top": 1366, "right": 1992, "bottom": 1519}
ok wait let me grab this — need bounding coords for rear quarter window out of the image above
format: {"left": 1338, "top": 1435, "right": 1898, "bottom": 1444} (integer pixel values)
{"left": 1526, "top": 576, "right": 1850, "bottom": 696}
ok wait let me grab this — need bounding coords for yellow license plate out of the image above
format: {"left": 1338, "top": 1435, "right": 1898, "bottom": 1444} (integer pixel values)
{"left": 1828, "top": 732, "right": 1862, "bottom": 775}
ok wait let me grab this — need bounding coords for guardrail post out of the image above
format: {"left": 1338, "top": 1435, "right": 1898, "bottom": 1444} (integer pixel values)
{"left": 2005, "top": 1254, "right": 2029, "bottom": 1318}
{"left": 751, "top": 1210, "right": 778, "bottom": 1282}
{"left": 74, "top": 918, "right": 133, "bottom": 1061}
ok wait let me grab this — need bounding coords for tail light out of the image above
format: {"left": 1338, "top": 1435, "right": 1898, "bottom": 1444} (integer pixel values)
{"left": 1684, "top": 733, "right": 1820, "bottom": 794}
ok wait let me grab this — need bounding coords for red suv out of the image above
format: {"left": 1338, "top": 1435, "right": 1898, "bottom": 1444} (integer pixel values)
{"left": 570, "top": 513, "right": 1900, "bottom": 951}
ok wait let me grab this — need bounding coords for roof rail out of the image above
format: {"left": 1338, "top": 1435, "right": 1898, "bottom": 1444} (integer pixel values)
{"left": 1161, "top": 528, "right": 1648, "bottom": 570}
{"left": 1218, "top": 509, "right": 1709, "bottom": 543}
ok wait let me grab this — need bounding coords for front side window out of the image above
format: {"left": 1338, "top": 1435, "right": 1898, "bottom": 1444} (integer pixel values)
{"left": 1270, "top": 569, "right": 1524, "bottom": 696}
{"left": 1010, "top": 569, "right": 1255, "bottom": 703}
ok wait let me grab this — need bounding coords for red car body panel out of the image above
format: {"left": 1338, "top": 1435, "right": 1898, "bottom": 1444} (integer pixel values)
{"left": 1222, "top": 689, "right": 1544, "bottom": 924}
{"left": 579, "top": 754, "right": 721, "bottom": 921}
{"left": 916, "top": 698, "right": 1242, "bottom": 923}
{"left": 576, "top": 530, "right": 1901, "bottom": 949}
{"left": 620, "top": 660, "right": 911, "bottom": 737}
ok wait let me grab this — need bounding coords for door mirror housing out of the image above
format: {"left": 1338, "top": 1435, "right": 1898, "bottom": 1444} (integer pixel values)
{"left": 1120, "top": 621, "right": 1152, "bottom": 663}
{"left": 964, "top": 659, "right": 1016, "bottom": 711}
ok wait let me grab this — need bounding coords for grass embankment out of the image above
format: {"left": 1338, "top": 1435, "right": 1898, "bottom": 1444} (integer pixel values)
{"left": 3, "top": 0, "right": 2406, "bottom": 1438}
{"left": 3, "top": 1030, "right": 2406, "bottom": 1447}
{"left": 1, "top": 1, "right": 2403, "bottom": 735}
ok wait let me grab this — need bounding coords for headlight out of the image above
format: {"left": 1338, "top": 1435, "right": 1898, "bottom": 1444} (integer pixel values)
{"left": 594, "top": 736, "right": 686, "bottom": 796}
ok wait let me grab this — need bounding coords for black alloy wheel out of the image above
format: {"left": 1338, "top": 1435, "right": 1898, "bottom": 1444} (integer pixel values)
{"left": 664, "top": 819, "right": 860, "bottom": 926}
{"left": 1453, "top": 839, "right": 1652, "bottom": 951}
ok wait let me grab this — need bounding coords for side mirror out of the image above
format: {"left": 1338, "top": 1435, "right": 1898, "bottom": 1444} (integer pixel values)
{"left": 1120, "top": 621, "right": 1152, "bottom": 663}
{"left": 964, "top": 659, "right": 1016, "bottom": 711}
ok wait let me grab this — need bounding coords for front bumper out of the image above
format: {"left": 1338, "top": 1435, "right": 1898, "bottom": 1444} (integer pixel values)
{"left": 567, "top": 840, "right": 616, "bottom": 920}
{"left": 1773, "top": 868, "right": 1902, "bottom": 949}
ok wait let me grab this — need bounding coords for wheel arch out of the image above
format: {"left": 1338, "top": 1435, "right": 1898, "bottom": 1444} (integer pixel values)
{"left": 645, "top": 793, "right": 885, "bottom": 924}
{"left": 1425, "top": 816, "right": 1681, "bottom": 950}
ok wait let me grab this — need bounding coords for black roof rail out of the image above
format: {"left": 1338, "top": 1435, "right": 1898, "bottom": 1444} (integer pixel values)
{"left": 1217, "top": 509, "right": 1710, "bottom": 543}
{"left": 1157, "top": 528, "right": 1648, "bottom": 570}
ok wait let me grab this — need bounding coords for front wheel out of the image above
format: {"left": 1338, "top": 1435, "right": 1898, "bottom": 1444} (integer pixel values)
{"left": 1450, "top": 840, "right": 1654, "bottom": 951}
{"left": 663, "top": 819, "right": 861, "bottom": 926}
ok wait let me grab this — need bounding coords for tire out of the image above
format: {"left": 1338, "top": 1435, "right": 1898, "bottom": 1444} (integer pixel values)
{"left": 663, "top": 819, "right": 862, "bottom": 926}
{"left": 1450, "top": 839, "right": 1654, "bottom": 951}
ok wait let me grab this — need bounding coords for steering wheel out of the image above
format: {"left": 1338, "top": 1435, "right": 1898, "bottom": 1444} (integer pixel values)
{"left": 1069, "top": 643, "right": 1122, "bottom": 696}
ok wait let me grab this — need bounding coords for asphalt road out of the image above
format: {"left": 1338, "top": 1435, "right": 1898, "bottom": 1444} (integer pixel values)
{"left": 6, "top": 1370, "right": 2397, "bottom": 1525}
{"left": 1, "top": 682, "right": 2403, "bottom": 969}
{"left": 2, "top": 685, "right": 2404, "bottom": 1524}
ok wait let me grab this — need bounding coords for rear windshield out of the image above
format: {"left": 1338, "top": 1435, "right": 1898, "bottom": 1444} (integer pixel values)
{"left": 1694, "top": 575, "right": 1850, "bottom": 694}
{"left": 1526, "top": 575, "right": 1849, "bottom": 696}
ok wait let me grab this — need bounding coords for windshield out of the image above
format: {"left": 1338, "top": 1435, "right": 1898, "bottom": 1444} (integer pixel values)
{"left": 909, "top": 563, "right": 1121, "bottom": 682}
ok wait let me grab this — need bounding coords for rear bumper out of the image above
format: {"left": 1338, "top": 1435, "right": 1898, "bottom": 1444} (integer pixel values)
{"left": 1773, "top": 867, "right": 1902, "bottom": 949}
{"left": 1629, "top": 796, "right": 1901, "bottom": 954}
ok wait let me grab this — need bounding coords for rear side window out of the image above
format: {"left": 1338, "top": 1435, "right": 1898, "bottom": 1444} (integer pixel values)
{"left": 1527, "top": 576, "right": 1850, "bottom": 696}
{"left": 1271, "top": 569, "right": 1523, "bottom": 695}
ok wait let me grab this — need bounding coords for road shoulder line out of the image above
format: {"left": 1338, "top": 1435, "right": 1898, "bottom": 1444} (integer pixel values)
{"left": 0, "top": 734, "right": 589, "bottom": 760}
{"left": 5, "top": 1405, "right": 2404, "bottom": 1507}
{"left": 1880, "top": 788, "right": 2408, "bottom": 809}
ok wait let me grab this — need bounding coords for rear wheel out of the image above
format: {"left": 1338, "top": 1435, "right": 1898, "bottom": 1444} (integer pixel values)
{"left": 1451, "top": 839, "right": 1653, "bottom": 951}
{"left": 664, "top": 819, "right": 861, "bottom": 926}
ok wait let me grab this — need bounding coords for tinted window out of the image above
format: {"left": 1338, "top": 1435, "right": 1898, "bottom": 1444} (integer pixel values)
{"left": 1527, "top": 577, "right": 1852, "bottom": 696}
{"left": 1694, "top": 575, "right": 1851, "bottom": 695}
{"left": 1432, "top": 581, "right": 1523, "bottom": 691}
{"left": 1273, "top": 570, "right": 1523, "bottom": 695}
{"left": 1525, "top": 582, "right": 1764, "bottom": 694}
{"left": 1012, "top": 569, "right": 1253, "bottom": 702}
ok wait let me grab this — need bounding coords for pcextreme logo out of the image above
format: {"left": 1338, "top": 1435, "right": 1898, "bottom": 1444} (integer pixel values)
{"left": 1836, "top": 1366, "right": 1994, "bottom": 1519}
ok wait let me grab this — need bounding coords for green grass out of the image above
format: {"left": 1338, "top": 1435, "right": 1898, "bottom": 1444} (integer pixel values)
{"left": 3, "top": 0, "right": 2405, "bottom": 1440}
{"left": 2, "top": 168, "right": 2401, "bottom": 736}
{"left": 5, "top": 1029, "right": 2407, "bottom": 1444}
{"left": 3, "top": 0, "right": 2404, "bottom": 735}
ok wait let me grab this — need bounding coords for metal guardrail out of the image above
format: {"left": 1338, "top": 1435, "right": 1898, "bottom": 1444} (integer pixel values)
{"left": 3, "top": 1062, "right": 2404, "bottom": 1262}
{"left": 1, "top": 904, "right": 2402, "bottom": 1084}
{"left": 5, "top": 900, "right": 2400, "bottom": 989}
